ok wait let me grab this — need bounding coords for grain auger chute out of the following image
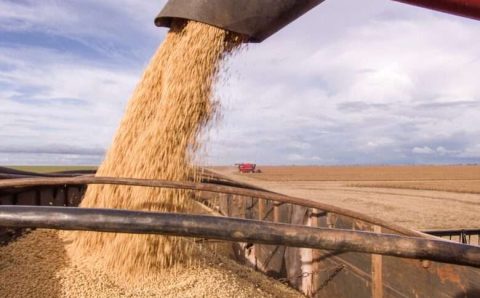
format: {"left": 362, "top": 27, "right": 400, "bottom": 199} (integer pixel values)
{"left": 155, "top": 0, "right": 480, "bottom": 43}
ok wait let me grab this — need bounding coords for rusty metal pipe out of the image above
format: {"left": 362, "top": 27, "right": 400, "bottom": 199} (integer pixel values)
{"left": 393, "top": 0, "right": 480, "bottom": 20}
{"left": 155, "top": 0, "right": 325, "bottom": 42}
{"left": 0, "top": 206, "right": 479, "bottom": 268}
{"left": 0, "top": 166, "right": 93, "bottom": 178}
{"left": 0, "top": 176, "right": 430, "bottom": 238}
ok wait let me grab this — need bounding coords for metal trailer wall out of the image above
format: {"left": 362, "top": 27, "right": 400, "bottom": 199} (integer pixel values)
{"left": 0, "top": 183, "right": 86, "bottom": 244}
{"left": 1, "top": 176, "right": 480, "bottom": 297}
{"left": 200, "top": 191, "right": 480, "bottom": 298}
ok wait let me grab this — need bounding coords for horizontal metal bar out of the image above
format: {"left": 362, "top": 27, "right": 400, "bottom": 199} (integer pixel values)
{"left": 0, "top": 206, "right": 479, "bottom": 268}
{"left": 424, "top": 229, "right": 480, "bottom": 237}
{"left": 0, "top": 167, "right": 263, "bottom": 192}
{"left": 201, "top": 169, "right": 270, "bottom": 191}
{"left": 0, "top": 166, "right": 88, "bottom": 178}
{"left": 0, "top": 176, "right": 431, "bottom": 239}
{"left": 0, "top": 174, "right": 34, "bottom": 179}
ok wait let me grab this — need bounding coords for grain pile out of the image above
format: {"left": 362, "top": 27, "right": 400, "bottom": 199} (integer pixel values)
{"left": 0, "top": 230, "right": 301, "bottom": 298}
{"left": 0, "top": 20, "right": 303, "bottom": 297}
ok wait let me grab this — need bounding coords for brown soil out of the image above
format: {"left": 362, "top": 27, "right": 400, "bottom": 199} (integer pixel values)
{"left": 231, "top": 165, "right": 480, "bottom": 182}
{"left": 348, "top": 180, "right": 480, "bottom": 194}
{"left": 213, "top": 166, "right": 480, "bottom": 230}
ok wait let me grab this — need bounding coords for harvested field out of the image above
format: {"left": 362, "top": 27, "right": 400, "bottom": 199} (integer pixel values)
{"left": 235, "top": 165, "right": 480, "bottom": 182}
{"left": 7, "top": 166, "right": 97, "bottom": 173}
{"left": 213, "top": 165, "right": 480, "bottom": 230}
{"left": 348, "top": 180, "right": 480, "bottom": 194}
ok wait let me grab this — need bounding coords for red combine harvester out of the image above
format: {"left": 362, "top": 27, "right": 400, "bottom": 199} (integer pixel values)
{"left": 235, "top": 163, "right": 261, "bottom": 173}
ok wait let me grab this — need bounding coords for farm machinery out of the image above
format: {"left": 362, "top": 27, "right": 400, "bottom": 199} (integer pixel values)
{"left": 235, "top": 163, "right": 261, "bottom": 173}
{"left": 2, "top": 0, "right": 480, "bottom": 297}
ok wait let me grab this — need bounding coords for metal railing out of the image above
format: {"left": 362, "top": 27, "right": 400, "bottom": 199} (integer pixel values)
{"left": 423, "top": 229, "right": 480, "bottom": 246}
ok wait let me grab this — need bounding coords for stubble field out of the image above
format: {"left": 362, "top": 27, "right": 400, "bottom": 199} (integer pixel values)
{"left": 213, "top": 165, "right": 480, "bottom": 230}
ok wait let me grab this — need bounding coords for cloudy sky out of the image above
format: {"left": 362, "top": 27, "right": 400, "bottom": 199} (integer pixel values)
{"left": 1, "top": 0, "right": 480, "bottom": 166}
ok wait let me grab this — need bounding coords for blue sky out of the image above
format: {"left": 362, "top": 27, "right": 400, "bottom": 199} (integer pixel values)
{"left": 1, "top": 0, "right": 480, "bottom": 165}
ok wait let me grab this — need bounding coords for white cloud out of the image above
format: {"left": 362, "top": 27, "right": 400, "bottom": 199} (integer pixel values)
{"left": 208, "top": 3, "right": 480, "bottom": 164}
{"left": 0, "top": 45, "right": 141, "bottom": 164}
{"left": 0, "top": 0, "right": 164, "bottom": 39}
{"left": 458, "top": 145, "right": 480, "bottom": 158}
{"left": 412, "top": 146, "right": 435, "bottom": 154}
{"left": 0, "top": 0, "right": 171, "bottom": 165}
